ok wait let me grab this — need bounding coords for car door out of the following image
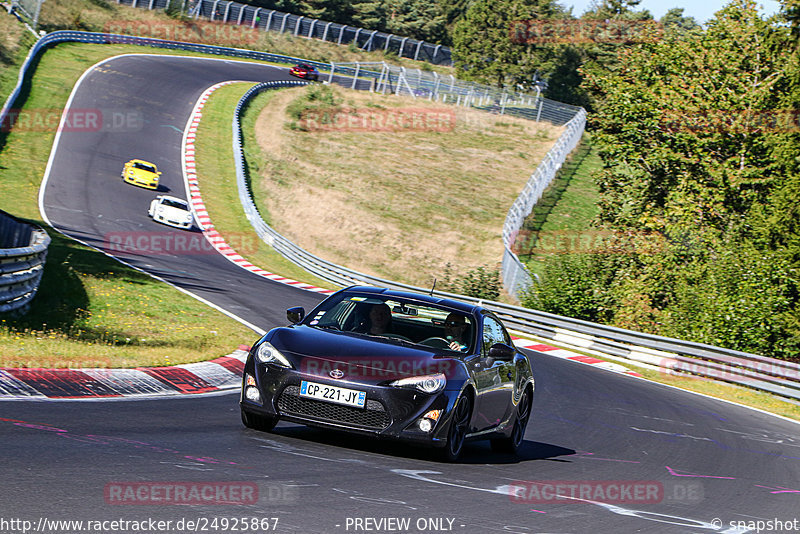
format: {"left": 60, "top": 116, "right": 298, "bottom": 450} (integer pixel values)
{"left": 469, "top": 315, "right": 516, "bottom": 432}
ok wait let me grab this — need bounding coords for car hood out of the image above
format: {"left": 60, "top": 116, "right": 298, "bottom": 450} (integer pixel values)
{"left": 267, "top": 326, "right": 462, "bottom": 384}
{"left": 156, "top": 205, "right": 191, "bottom": 219}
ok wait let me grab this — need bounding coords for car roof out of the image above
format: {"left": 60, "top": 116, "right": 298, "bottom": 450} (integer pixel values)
{"left": 341, "top": 285, "right": 481, "bottom": 315}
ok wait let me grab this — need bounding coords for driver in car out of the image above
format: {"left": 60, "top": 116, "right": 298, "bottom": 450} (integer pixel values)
{"left": 444, "top": 312, "right": 469, "bottom": 351}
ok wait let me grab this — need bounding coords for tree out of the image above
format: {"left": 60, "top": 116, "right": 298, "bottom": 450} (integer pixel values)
{"left": 660, "top": 7, "right": 700, "bottom": 34}
{"left": 584, "top": 0, "right": 785, "bottom": 234}
{"left": 451, "top": 0, "right": 568, "bottom": 88}
{"left": 383, "top": 0, "right": 448, "bottom": 43}
{"left": 525, "top": 0, "right": 800, "bottom": 359}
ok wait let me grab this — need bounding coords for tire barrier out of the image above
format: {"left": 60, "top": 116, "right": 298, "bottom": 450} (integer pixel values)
{"left": 0, "top": 210, "right": 50, "bottom": 313}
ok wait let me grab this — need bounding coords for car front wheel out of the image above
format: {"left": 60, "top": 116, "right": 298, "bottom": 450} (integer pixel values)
{"left": 441, "top": 394, "right": 471, "bottom": 462}
{"left": 241, "top": 408, "right": 277, "bottom": 432}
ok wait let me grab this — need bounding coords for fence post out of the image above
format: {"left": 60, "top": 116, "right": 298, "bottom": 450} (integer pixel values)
{"left": 413, "top": 40, "right": 423, "bottom": 61}
{"left": 398, "top": 37, "right": 408, "bottom": 58}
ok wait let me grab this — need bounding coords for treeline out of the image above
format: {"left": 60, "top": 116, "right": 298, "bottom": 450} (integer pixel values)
{"left": 233, "top": 0, "right": 704, "bottom": 106}
{"left": 231, "top": 0, "right": 462, "bottom": 45}
{"left": 522, "top": 0, "right": 800, "bottom": 360}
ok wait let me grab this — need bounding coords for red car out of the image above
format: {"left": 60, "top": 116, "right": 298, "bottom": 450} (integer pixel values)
{"left": 289, "top": 63, "right": 320, "bottom": 81}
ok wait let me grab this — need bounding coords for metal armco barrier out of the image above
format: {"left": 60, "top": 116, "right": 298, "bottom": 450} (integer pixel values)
{"left": 114, "top": 0, "right": 452, "bottom": 66}
{"left": 231, "top": 83, "right": 800, "bottom": 403}
{"left": 0, "top": 210, "right": 50, "bottom": 313}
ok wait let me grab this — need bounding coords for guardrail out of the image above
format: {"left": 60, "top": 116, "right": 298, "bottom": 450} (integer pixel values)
{"left": 232, "top": 83, "right": 800, "bottom": 402}
{"left": 0, "top": 210, "right": 50, "bottom": 313}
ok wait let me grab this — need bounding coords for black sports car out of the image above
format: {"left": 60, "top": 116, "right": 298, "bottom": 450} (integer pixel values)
{"left": 240, "top": 286, "right": 534, "bottom": 461}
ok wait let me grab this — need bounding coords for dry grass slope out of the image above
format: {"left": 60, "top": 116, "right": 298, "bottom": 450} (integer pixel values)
{"left": 249, "top": 85, "right": 563, "bottom": 288}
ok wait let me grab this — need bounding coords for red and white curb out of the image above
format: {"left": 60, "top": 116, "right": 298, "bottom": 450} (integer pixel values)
{"left": 512, "top": 335, "right": 642, "bottom": 378}
{"left": 182, "top": 82, "right": 334, "bottom": 295}
{"left": 0, "top": 348, "right": 250, "bottom": 399}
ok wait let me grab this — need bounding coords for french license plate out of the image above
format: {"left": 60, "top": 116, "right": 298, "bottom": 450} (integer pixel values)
{"left": 300, "top": 380, "right": 366, "bottom": 408}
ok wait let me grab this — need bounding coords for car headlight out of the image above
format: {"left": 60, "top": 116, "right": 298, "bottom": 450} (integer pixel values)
{"left": 390, "top": 373, "right": 446, "bottom": 394}
{"left": 256, "top": 342, "right": 292, "bottom": 368}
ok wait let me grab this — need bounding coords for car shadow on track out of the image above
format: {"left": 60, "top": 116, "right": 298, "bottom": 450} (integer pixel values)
{"left": 248, "top": 424, "right": 575, "bottom": 465}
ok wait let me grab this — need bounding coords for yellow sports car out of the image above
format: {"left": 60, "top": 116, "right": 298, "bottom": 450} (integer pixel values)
{"left": 121, "top": 159, "right": 161, "bottom": 189}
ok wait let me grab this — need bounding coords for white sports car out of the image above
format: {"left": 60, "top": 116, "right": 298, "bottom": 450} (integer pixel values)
{"left": 148, "top": 195, "right": 194, "bottom": 229}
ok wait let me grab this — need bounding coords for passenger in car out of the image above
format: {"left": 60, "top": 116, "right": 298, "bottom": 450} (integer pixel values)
{"left": 353, "top": 302, "right": 394, "bottom": 335}
{"left": 367, "top": 303, "right": 393, "bottom": 334}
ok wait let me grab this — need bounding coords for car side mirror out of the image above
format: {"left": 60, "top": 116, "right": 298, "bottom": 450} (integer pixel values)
{"left": 488, "top": 343, "right": 515, "bottom": 362}
{"left": 286, "top": 307, "right": 305, "bottom": 324}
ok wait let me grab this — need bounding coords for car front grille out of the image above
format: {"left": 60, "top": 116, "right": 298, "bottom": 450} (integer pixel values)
{"left": 277, "top": 385, "right": 390, "bottom": 430}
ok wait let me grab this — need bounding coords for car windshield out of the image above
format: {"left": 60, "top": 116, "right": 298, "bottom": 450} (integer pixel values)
{"left": 162, "top": 198, "right": 188, "bottom": 210}
{"left": 305, "top": 293, "right": 474, "bottom": 352}
{"left": 133, "top": 162, "right": 156, "bottom": 173}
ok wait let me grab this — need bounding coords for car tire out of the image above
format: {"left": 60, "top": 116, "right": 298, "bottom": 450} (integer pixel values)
{"left": 491, "top": 387, "right": 531, "bottom": 454}
{"left": 440, "top": 394, "right": 471, "bottom": 462}
{"left": 240, "top": 408, "right": 277, "bottom": 432}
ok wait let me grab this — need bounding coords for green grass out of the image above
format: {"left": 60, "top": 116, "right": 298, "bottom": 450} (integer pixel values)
{"left": 514, "top": 136, "right": 605, "bottom": 278}
{"left": 192, "top": 84, "right": 333, "bottom": 289}
{"left": 0, "top": 43, "right": 290, "bottom": 368}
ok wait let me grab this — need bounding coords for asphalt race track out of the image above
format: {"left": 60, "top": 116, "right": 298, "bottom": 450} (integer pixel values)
{"left": 2, "top": 53, "right": 800, "bottom": 534}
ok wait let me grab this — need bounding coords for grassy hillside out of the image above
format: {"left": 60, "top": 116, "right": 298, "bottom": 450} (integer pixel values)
{"left": 243, "top": 84, "right": 563, "bottom": 289}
